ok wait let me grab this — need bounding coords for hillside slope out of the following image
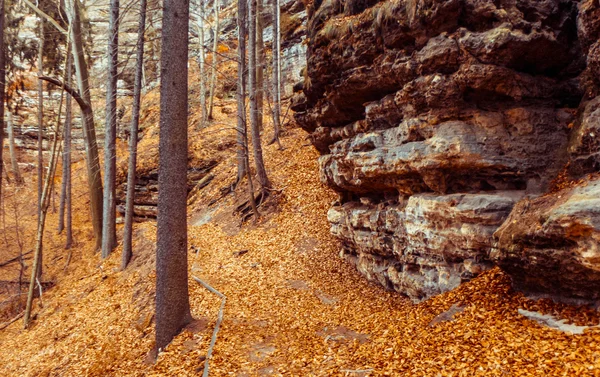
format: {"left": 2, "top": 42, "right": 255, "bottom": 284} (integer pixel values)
{"left": 0, "top": 90, "right": 599, "bottom": 376}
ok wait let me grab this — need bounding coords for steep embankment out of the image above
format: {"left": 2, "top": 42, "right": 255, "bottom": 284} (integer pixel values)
{"left": 294, "top": 0, "right": 600, "bottom": 303}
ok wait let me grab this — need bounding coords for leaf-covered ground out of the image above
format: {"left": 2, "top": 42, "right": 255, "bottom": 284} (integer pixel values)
{"left": 0, "top": 96, "right": 599, "bottom": 376}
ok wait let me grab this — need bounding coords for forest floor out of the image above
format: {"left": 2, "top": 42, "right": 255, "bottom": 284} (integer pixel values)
{"left": 0, "top": 93, "right": 600, "bottom": 376}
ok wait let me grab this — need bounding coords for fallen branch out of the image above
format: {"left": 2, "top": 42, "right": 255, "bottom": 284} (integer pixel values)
{"left": 0, "top": 251, "right": 33, "bottom": 268}
{"left": 0, "top": 312, "right": 24, "bottom": 331}
{"left": 341, "top": 369, "right": 374, "bottom": 375}
{"left": 0, "top": 280, "right": 53, "bottom": 286}
{"left": 192, "top": 276, "right": 226, "bottom": 377}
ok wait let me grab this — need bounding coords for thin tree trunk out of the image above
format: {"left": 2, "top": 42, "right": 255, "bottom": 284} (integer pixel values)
{"left": 65, "top": 0, "right": 104, "bottom": 250}
{"left": 23, "top": 79, "right": 66, "bottom": 329}
{"left": 101, "top": 0, "right": 119, "bottom": 258}
{"left": 197, "top": 0, "right": 207, "bottom": 126}
{"left": 0, "top": 0, "right": 4, "bottom": 207}
{"left": 1, "top": 161, "right": 8, "bottom": 184}
{"left": 36, "top": 21, "right": 45, "bottom": 279}
{"left": 122, "top": 0, "right": 146, "bottom": 270}
{"left": 207, "top": 0, "right": 219, "bottom": 119}
{"left": 255, "top": 0, "right": 264, "bottom": 130}
{"left": 58, "top": 53, "right": 73, "bottom": 247}
{"left": 37, "top": 21, "right": 44, "bottom": 217}
{"left": 248, "top": 0, "right": 270, "bottom": 191}
{"left": 269, "top": 0, "right": 282, "bottom": 148}
{"left": 236, "top": 0, "right": 247, "bottom": 184}
{"left": 64, "top": 57, "right": 73, "bottom": 249}
{"left": 7, "top": 112, "right": 23, "bottom": 184}
{"left": 155, "top": 0, "right": 192, "bottom": 353}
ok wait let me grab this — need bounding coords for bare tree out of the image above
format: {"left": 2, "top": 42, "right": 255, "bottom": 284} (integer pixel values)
{"left": 269, "top": 0, "right": 282, "bottom": 148}
{"left": 0, "top": 0, "right": 4, "bottom": 206}
{"left": 155, "top": 0, "right": 193, "bottom": 352}
{"left": 248, "top": 0, "right": 270, "bottom": 191}
{"left": 255, "top": 0, "right": 264, "bottom": 129}
{"left": 37, "top": 21, "right": 44, "bottom": 216}
{"left": 235, "top": 0, "right": 247, "bottom": 184}
{"left": 237, "top": 0, "right": 258, "bottom": 221}
{"left": 101, "top": 0, "right": 120, "bottom": 258}
{"left": 24, "top": 52, "right": 70, "bottom": 327}
{"left": 58, "top": 53, "right": 73, "bottom": 250}
{"left": 196, "top": 0, "right": 207, "bottom": 126}
{"left": 122, "top": 0, "right": 147, "bottom": 269}
{"left": 7, "top": 112, "right": 23, "bottom": 184}
{"left": 207, "top": 0, "right": 219, "bottom": 119}
{"left": 65, "top": 0, "right": 104, "bottom": 249}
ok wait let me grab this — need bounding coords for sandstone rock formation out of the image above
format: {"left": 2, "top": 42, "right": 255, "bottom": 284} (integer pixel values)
{"left": 295, "top": 0, "right": 600, "bottom": 302}
{"left": 492, "top": 177, "right": 600, "bottom": 304}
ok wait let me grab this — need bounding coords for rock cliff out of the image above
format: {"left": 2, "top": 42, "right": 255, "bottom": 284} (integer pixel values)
{"left": 295, "top": 0, "right": 600, "bottom": 302}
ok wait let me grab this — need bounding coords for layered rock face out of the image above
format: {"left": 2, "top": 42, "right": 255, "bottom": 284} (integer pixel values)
{"left": 492, "top": 178, "right": 600, "bottom": 303}
{"left": 295, "top": 0, "right": 600, "bottom": 302}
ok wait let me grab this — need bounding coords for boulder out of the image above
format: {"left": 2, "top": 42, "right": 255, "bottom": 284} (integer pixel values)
{"left": 492, "top": 177, "right": 600, "bottom": 304}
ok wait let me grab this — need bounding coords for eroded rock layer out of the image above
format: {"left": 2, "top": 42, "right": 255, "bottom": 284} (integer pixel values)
{"left": 295, "top": 0, "right": 600, "bottom": 302}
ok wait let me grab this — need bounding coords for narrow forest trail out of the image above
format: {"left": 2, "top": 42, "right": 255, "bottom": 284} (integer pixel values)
{"left": 0, "top": 102, "right": 599, "bottom": 377}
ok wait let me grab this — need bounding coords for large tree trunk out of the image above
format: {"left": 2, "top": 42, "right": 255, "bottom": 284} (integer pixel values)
{"left": 122, "top": 0, "right": 146, "bottom": 270}
{"left": 155, "top": 0, "right": 192, "bottom": 353}
{"left": 236, "top": 0, "right": 247, "bottom": 184}
{"left": 37, "top": 21, "right": 44, "bottom": 217}
{"left": 248, "top": 0, "right": 270, "bottom": 191}
{"left": 237, "top": 0, "right": 259, "bottom": 220}
{"left": 207, "top": 0, "right": 219, "bottom": 119}
{"left": 255, "top": 0, "right": 264, "bottom": 130}
{"left": 65, "top": 0, "right": 104, "bottom": 250}
{"left": 7, "top": 112, "right": 23, "bottom": 185}
{"left": 196, "top": 0, "right": 207, "bottom": 126}
{"left": 101, "top": 0, "right": 119, "bottom": 258}
{"left": 269, "top": 0, "right": 282, "bottom": 148}
{"left": 0, "top": 0, "right": 4, "bottom": 207}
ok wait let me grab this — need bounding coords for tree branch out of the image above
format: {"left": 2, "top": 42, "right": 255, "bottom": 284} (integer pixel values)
{"left": 38, "top": 76, "right": 90, "bottom": 112}
{"left": 21, "top": 0, "right": 68, "bottom": 35}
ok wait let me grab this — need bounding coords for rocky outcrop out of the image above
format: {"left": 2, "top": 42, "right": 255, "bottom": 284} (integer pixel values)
{"left": 492, "top": 177, "right": 600, "bottom": 304}
{"left": 296, "top": 0, "right": 600, "bottom": 301}
{"left": 330, "top": 191, "right": 523, "bottom": 301}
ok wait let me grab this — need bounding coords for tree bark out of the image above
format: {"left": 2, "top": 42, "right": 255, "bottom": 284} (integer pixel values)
{"left": 207, "top": 0, "right": 219, "bottom": 119}
{"left": 122, "top": 0, "right": 146, "bottom": 270}
{"left": 155, "top": 0, "right": 193, "bottom": 353}
{"left": 58, "top": 54, "right": 73, "bottom": 249}
{"left": 37, "top": 21, "right": 44, "bottom": 217}
{"left": 236, "top": 0, "right": 247, "bottom": 184}
{"left": 101, "top": 0, "right": 119, "bottom": 258}
{"left": 65, "top": 0, "right": 104, "bottom": 250}
{"left": 0, "top": 0, "right": 4, "bottom": 207}
{"left": 269, "top": 0, "right": 282, "bottom": 148}
{"left": 255, "top": 0, "right": 264, "bottom": 130}
{"left": 7, "top": 112, "right": 23, "bottom": 184}
{"left": 196, "top": 0, "right": 207, "bottom": 126}
{"left": 248, "top": 0, "right": 270, "bottom": 191}
{"left": 237, "top": 0, "right": 258, "bottom": 221}
{"left": 65, "top": 61, "right": 73, "bottom": 249}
